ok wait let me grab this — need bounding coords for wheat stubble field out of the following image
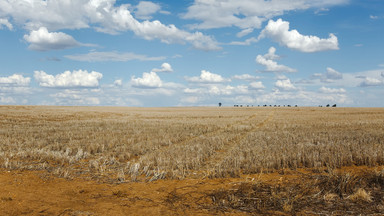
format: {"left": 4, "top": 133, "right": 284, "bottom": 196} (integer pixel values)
{"left": 0, "top": 106, "right": 384, "bottom": 215}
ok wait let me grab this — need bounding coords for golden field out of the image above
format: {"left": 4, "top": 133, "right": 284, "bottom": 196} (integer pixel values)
{"left": 0, "top": 106, "right": 384, "bottom": 215}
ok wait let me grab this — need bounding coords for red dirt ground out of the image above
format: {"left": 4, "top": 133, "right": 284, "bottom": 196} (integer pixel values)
{"left": 0, "top": 169, "right": 250, "bottom": 216}
{"left": 1, "top": 167, "right": 383, "bottom": 215}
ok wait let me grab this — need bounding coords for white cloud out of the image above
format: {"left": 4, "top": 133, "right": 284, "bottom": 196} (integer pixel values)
{"left": 0, "top": 18, "right": 13, "bottom": 30}
{"left": 0, "top": 74, "right": 30, "bottom": 86}
{"left": 181, "top": 96, "right": 200, "bottom": 104}
{"left": 232, "top": 74, "right": 260, "bottom": 81}
{"left": 254, "top": 89, "right": 349, "bottom": 106}
{"left": 34, "top": 70, "right": 103, "bottom": 88}
{"left": 65, "top": 51, "right": 165, "bottom": 62}
{"left": 152, "top": 63, "right": 173, "bottom": 73}
{"left": 319, "top": 86, "right": 346, "bottom": 94}
{"left": 236, "top": 28, "right": 254, "bottom": 37}
{"left": 0, "top": 96, "right": 16, "bottom": 104}
{"left": 186, "top": 70, "right": 230, "bottom": 83}
{"left": 259, "top": 19, "right": 339, "bottom": 52}
{"left": 2, "top": 0, "right": 220, "bottom": 51}
{"left": 370, "top": 15, "right": 379, "bottom": 20}
{"left": 91, "top": 4, "right": 221, "bottom": 50}
{"left": 256, "top": 47, "right": 297, "bottom": 73}
{"left": 208, "top": 85, "right": 248, "bottom": 95}
{"left": 325, "top": 67, "right": 343, "bottom": 80}
{"left": 23, "top": 27, "right": 82, "bottom": 51}
{"left": 135, "top": 1, "right": 161, "bottom": 19}
{"left": 131, "top": 71, "right": 162, "bottom": 88}
{"left": 229, "top": 37, "right": 258, "bottom": 46}
{"left": 275, "top": 79, "right": 297, "bottom": 91}
{"left": 113, "top": 79, "right": 122, "bottom": 86}
{"left": 311, "top": 67, "right": 343, "bottom": 83}
{"left": 184, "top": 83, "right": 248, "bottom": 97}
{"left": 314, "top": 8, "right": 330, "bottom": 15}
{"left": 50, "top": 89, "right": 100, "bottom": 105}
{"left": 249, "top": 81, "right": 265, "bottom": 89}
{"left": 359, "top": 77, "right": 383, "bottom": 87}
{"left": 183, "top": 0, "right": 348, "bottom": 30}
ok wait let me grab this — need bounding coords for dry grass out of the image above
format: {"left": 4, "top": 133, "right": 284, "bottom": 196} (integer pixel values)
{"left": 206, "top": 168, "right": 384, "bottom": 215}
{"left": 0, "top": 106, "right": 383, "bottom": 183}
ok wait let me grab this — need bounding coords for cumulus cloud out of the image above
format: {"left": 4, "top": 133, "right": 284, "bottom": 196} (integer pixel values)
{"left": 131, "top": 72, "right": 162, "bottom": 88}
{"left": 186, "top": 70, "right": 230, "bottom": 83}
{"left": 359, "top": 77, "right": 383, "bottom": 87}
{"left": 0, "top": 18, "right": 13, "bottom": 30}
{"left": 249, "top": 81, "right": 265, "bottom": 90}
{"left": 256, "top": 47, "right": 297, "bottom": 73}
{"left": 34, "top": 70, "right": 103, "bottom": 88}
{"left": 259, "top": 19, "right": 339, "bottom": 52}
{"left": 152, "top": 63, "right": 173, "bottom": 73}
{"left": 319, "top": 86, "right": 346, "bottom": 94}
{"left": 275, "top": 79, "right": 297, "bottom": 91}
{"left": 134, "top": 1, "right": 161, "bottom": 19}
{"left": 65, "top": 51, "right": 165, "bottom": 62}
{"left": 2, "top": 0, "right": 220, "bottom": 51}
{"left": 23, "top": 27, "right": 82, "bottom": 51}
{"left": 183, "top": 0, "right": 348, "bottom": 30}
{"left": 0, "top": 74, "right": 30, "bottom": 86}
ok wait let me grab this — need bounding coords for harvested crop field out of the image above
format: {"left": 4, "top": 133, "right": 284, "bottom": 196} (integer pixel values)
{"left": 1, "top": 106, "right": 384, "bottom": 215}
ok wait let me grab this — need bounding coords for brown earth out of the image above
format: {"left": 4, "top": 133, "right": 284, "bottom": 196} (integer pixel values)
{"left": 1, "top": 166, "right": 384, "bottom": 216}
{"left": 0, "top": 168, "right": 245, "bottom": 216}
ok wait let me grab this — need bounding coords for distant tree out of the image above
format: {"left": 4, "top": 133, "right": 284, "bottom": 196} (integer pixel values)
{"left": 332, "top": 104, "right": 337, "bottom": 107}
{"left": 326, "top": 104, "right": 330, "bottom": 107}
{"left": 219, "top": 102, "right": 222, "bottom": 107}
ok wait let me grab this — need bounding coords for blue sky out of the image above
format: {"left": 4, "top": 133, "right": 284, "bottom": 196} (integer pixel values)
{"left": 0, "top": 0, "right": 383, "bottom": 107}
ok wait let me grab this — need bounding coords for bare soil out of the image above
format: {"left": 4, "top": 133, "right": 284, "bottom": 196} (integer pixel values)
{"left": 1, "top": 166, "right": 384, "bottom": 215}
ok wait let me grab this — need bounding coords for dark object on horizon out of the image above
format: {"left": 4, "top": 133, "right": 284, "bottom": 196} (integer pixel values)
{"left": 219, "top": 102, "right": 222, "bottom": 107}
{"left": 332, "top": 104, "right": 337, "bottom": 107}
{"left": 295, "top": 105, "right": 298, "bottom": 107}
{"left": 326, "top": 104, "right": 330, "bottom": 107}
{"left": 287, "top": 105, "right": 291, "bottom": 107}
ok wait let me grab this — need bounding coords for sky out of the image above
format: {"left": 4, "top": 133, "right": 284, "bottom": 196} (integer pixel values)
{"left": 0, "top": 0, "right": 383, "bottom": 107}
